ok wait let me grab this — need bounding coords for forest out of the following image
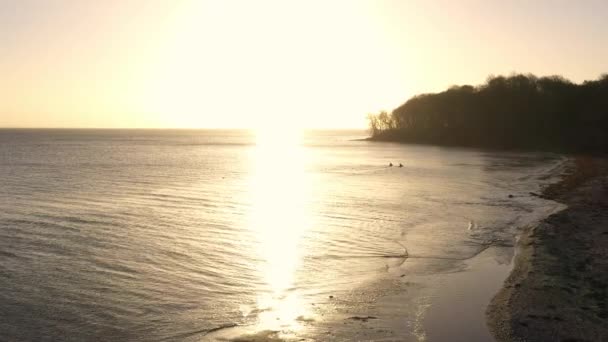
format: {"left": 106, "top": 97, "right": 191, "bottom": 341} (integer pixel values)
{"left": 368, "top": 74, "right": 608, "bottom": 151}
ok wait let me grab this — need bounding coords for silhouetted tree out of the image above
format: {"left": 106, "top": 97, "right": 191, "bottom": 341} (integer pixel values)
{"left": 368, "top": 73, "right": 608, "bottom": 151}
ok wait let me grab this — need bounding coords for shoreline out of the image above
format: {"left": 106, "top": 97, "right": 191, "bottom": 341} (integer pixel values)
{"left": 365, "top": 135, "right": 589, "bottom": 155}
{"left": 487, "top": 156, "right": 608, "bottom": 341}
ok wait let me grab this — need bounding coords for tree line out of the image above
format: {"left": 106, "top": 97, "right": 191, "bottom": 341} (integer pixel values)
{"left": 368, "top": 73, "right": 608, "bottom": 151}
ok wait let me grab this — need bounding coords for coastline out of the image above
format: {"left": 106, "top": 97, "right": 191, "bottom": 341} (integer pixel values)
{"left": 487, "top": 156, "right": 608, "bottom": 341}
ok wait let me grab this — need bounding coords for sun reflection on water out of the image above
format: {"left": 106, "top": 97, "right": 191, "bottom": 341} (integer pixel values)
{"left": 247, "top": 128, "right": 312, "bottom": 332}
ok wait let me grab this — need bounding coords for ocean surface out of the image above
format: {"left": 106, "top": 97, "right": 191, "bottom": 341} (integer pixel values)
{"left": 0, "top": 129, "right": 564, "bottom": 341}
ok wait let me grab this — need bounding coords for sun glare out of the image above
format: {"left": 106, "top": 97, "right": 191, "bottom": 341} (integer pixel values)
{"left": 247, "top": 127, "right": 312, "bottom": 332}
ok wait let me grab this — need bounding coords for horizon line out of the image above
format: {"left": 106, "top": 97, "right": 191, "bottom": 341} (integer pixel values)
{"left": 0, "top": 126, "right": 367, "bottom": 130}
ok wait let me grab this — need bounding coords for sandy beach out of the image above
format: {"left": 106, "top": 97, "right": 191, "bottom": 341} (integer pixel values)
{"left": 488, "top": 157, "right": 608, "bottom": 341}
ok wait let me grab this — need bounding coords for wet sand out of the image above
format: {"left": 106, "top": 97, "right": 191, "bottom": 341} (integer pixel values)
{"left": 207, "top": 246, "right": 515, "bottom": 342}
{"left": 488, "top": 157, "right": 608, "bottom": 341}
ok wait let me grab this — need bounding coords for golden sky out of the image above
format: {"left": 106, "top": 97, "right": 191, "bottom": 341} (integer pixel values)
{"left": 1, "top": 0, "right": 607, "bottom": 128}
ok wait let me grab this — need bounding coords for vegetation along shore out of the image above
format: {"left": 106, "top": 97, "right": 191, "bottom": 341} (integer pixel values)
{"left": 367, "top": 73, "right": 608, "bottom": 152}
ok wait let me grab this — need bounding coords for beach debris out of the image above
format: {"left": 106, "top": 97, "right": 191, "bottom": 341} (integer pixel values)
{"left": 296, "top": 315, "right": 315, "bottom": 323}
{"left": 468, "top": 220, "right": 476, "bottom": 230}
{"left": 348, "top": 316, "right": 378, "bottom": 322}
{"left": 529, "top": 192, "right": 540, "bottom": 197}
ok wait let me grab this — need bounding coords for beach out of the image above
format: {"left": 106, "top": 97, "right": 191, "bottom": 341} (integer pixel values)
{"left": 488, "top": 157, "right": 608, "bottom": 341}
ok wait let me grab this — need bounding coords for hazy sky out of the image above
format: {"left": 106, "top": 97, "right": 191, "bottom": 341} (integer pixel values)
{"left": 1, "top": 0, "right": 607, "bottom": 128}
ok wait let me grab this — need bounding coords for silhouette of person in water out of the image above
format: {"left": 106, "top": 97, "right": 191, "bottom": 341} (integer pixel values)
{"left": 399, "top": 163, "right": 403, "bottom": 167}
{"left": 389, "top": 162, "right": 393, "bottom": 167}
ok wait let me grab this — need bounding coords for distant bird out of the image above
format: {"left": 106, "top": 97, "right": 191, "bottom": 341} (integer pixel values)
{"left": 399, "top": 163, "right": 403, "bottom": 167}
{"left": 389, "top": 162, "right": 393, "bottom": 167}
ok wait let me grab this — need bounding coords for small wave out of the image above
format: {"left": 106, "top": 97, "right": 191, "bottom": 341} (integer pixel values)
{"left": 162, "top": 323, "right": 239, "bottom": 341}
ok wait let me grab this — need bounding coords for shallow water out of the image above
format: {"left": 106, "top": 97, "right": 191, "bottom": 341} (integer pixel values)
{"left": 0, "top": 129, "right": 563, "bottom": 341}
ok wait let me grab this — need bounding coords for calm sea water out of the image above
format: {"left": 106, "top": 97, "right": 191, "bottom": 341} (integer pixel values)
{"left": 0, "top": 129, "right": 563, "bottom": 341}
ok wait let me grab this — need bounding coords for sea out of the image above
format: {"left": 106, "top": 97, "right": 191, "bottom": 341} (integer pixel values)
{"left": 0, "top": 129, "right": 565, "bottom": 341}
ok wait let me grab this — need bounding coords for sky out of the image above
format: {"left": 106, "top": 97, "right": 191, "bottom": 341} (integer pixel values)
{"left": 1, "top": 0, "right": 607, "bottom": 129}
